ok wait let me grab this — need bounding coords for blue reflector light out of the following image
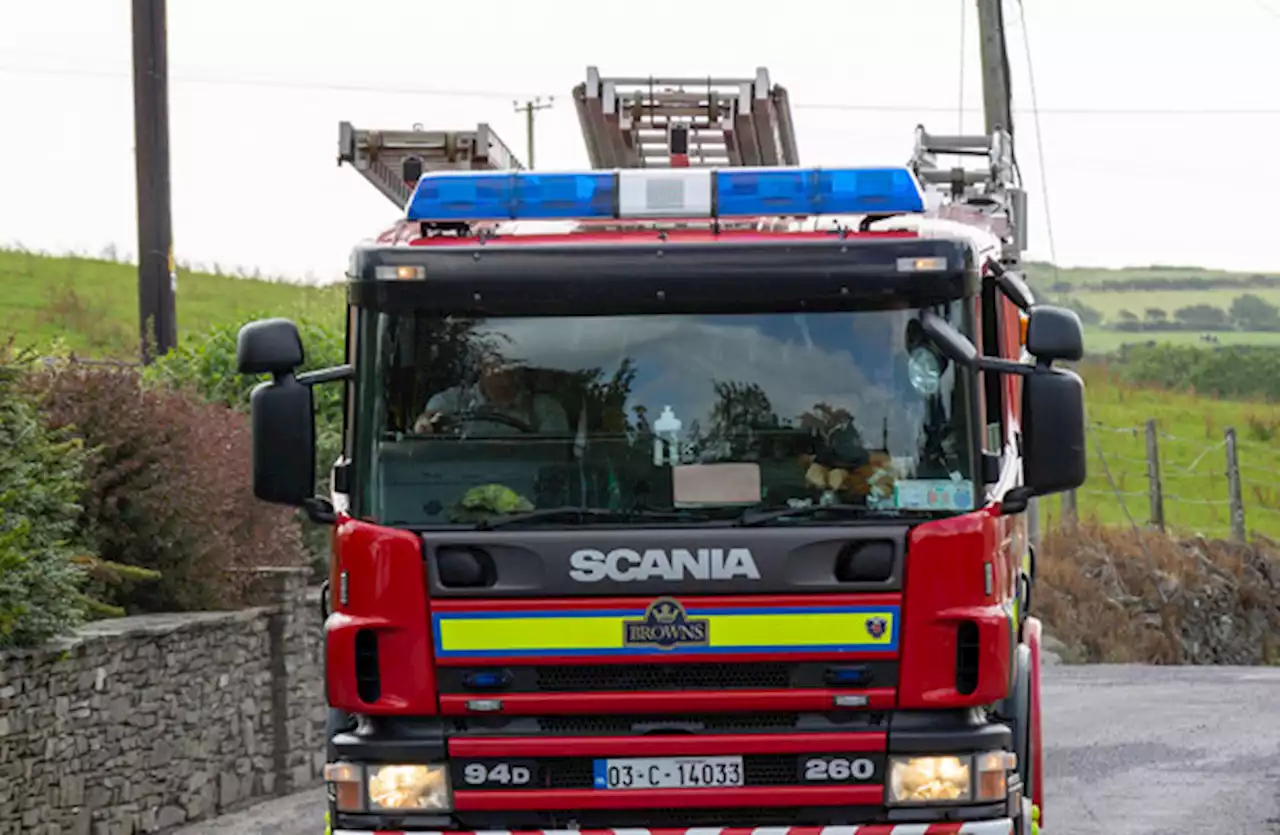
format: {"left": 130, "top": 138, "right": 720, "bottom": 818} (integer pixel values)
{"left": 406, "top": 172, "right": 616, "bottom": 222}
{"left": 404, "top": 167, "right": 924, "bottom": 222}
{"left": 715, "top": 167, "right": 925, "bottom": 217}
{"left": 824, "top": 665, "right": 873, "bottom": 686}
{"left": 461, "top": 669, "right": 511, "bottom": 690}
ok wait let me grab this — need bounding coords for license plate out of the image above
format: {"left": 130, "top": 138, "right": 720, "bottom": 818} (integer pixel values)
{"left": 593, "top": 756, "right": 744, "bottom": 790}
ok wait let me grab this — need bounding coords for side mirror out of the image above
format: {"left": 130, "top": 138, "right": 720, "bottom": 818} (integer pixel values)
{"left": 1021, "top": 366, "right": 1087, "bottom": 496}
{"left": 249, "top": 375, "right": 316, "bottom": 507}
{"left": 1025, "top": 305, "right": 1084, "bottom": 364}
{"left": 238, "top": 318, "right": 304, "bottom": 376}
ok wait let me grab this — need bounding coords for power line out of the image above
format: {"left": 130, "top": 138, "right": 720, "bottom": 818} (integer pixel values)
{"left": 5, "top": 63, "right": 1280, "bottom": 117}
{"left": 1014, "top": 0, "right": 1059, "bottom": 279}
{"left": 0, "top": 63, "right": 535, "bottom": 101}
{"left": 793, "top": 102, "right": 1280, "bottom": 116}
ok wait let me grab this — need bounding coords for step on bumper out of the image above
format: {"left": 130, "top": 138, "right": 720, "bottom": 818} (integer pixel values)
{"left": 334, "top": 820, "right": 1016, "bottom": 835}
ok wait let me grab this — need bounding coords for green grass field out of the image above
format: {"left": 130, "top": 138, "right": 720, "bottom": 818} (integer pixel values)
{"left": 1047, "top": 365, "right": 1280, "bottom": 540}
{"left": 1082, "top": 328, "right": 1280, "bottom": 353}
{"left": 1072, "top": 287, "right": 1280, "bottom": 317}
{"left": 0, "top": 248, "right": 344, "bottom": 357}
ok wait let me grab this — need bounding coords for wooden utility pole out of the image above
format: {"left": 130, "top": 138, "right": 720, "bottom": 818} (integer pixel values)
{"left": 975, "top": 0, "right": 1013, "bottom": 136}
{"left": 131, "top": 0, "right": 177, "bottom": 363}
{"left": 514, "top": 97, "right": 554, "bottom": 170}
{"left": 972, "top": 0, "right": 1041, "bottom": 547}
{"left": 1145, "top": 419, "right": 1166, "bottom": 532}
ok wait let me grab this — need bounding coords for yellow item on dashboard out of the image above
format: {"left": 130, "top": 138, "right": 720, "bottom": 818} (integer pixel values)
{"left": 450, "top": 484, "right": 535, "bottom": 522}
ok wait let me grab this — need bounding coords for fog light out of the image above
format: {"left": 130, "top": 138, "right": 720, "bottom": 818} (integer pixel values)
{"left": 368, "top": 764, "right": 452, "bottom": 811}
{"left": 888, "top": 755, "right": 971, "bottom": 803}
{"left": 324, "top": 762, "right": 364, "bottom": 812}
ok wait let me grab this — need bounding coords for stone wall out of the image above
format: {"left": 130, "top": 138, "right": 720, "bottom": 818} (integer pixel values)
{"left": 0, "top": 568, "right": 327, "bottom": 835}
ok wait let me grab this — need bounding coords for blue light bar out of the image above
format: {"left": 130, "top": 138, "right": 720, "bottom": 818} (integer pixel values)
{"left": 405, "top": 172, "right": 616, "bottom": 222}
{"left": 404, "top": 166, "right": 924, "bottom": 223}
{"left": 715, "top": 167, "right": 925, "bottom": 216}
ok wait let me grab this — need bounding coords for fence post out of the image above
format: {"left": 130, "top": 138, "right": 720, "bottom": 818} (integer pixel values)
{"left": 1060, "top": 489, "right": 1077, "bottom": 530}
{"left": 1145, "top": 418, "right": 1165, "bottom": 532}
{"left": 1225, "top": 426, "right": 1246, "bottom": 542}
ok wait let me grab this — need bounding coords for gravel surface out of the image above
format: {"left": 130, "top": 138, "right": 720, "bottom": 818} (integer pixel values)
{"left": 1044, "top": 665, "right": 1280, "bottom": 835}
{"left": 173, "top": 665, "right": 1280, "bottom": 835}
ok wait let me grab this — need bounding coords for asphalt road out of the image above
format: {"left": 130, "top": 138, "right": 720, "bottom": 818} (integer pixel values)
{"left": 174, "top": 665, "right": 1280, "bottom": 835}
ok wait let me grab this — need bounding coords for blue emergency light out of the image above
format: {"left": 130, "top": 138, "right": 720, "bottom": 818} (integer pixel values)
{"left": 404, "top": 166, "right": 926, "bottom": 223}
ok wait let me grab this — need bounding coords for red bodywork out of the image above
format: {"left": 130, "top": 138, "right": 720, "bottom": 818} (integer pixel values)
{"left": 328, "top": 510, "right": 1020, "bottom": 720}
{"left": 328, "top": 224, "right": 1035, "bottom": 829}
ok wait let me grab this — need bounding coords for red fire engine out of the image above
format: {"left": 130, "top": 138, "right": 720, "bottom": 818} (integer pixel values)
{"left": 240, "top": 19, "right": 1084, "bottom": 834}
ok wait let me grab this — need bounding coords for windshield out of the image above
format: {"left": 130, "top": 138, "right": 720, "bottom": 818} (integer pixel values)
{"left": 355, "top": 305, "right": 977, "bottom": 527}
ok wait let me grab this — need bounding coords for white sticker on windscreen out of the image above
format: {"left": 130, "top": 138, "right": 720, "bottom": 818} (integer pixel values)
{"left": 894, "top": 479, "right": 976, "bottom": 512}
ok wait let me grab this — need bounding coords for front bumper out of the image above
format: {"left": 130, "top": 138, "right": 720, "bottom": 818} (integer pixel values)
{"left": 334, "top": 822, "right": 1016, "bottom": 835}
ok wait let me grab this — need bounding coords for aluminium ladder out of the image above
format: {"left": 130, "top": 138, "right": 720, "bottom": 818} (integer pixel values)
{"left": 907, "top": 126, "right": 1027, "bottom": 263}
{"left": 572, "top": 67, "right": 800, "bottom": 169}
{"left": 337, "top": 121, "right": 524, "bottom": 210}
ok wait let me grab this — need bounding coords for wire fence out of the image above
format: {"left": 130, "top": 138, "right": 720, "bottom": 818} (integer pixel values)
{"left": 1045, "top": 418, "right": 1280, "bottom": 542}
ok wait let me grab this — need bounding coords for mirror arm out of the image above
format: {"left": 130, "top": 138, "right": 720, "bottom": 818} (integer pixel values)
{"left": 304, "top": 496, "right": 338, "bottom": 525}
{"left": 983, "top": 258, "right": 1034, "bottom": 312}
{"left": 999, "top": 485, "right": 1035, "bottom": 515}
{"left": 297, "top": 364, "right": 354, "bottom": 386}
{"left": 974, "top": 356, "right": 1035, "bottom": 376}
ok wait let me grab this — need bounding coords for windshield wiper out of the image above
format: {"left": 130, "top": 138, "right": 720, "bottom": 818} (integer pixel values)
{"left": 475, "top": 506, "right": 716, "bottom": 531}
{"left": 735, "top": 503, "right": 936, "bottom": 527}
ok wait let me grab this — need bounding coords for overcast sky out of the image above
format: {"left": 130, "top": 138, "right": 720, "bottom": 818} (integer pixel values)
{"left": 3, "top": 0, "right": 1280, "bottom": 282}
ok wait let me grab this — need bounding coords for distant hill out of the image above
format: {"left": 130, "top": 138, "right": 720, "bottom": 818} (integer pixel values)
{"left": 0, "top": 248, "right": 344, "bottom": 357}
{"left": 1020, "top": 262, "right": 1280, "bottom": 353}
{"left": 1023, "top": 261, "right": 1280, "bottom": 292}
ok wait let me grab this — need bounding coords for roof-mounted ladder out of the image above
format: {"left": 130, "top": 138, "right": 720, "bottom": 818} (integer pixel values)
{"left": 908, "top": 126, "right": 1027, "bottom": 260}
{"left": 572, "top": 67, "right": 800, "bottom": 169}
{"left": 337, "top": 121, "right": 523, "bottom": 209}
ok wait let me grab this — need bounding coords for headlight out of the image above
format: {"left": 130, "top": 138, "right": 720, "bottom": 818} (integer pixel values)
{"left": 889, "top": 755, "right": 971, "bottom": 803}
{"left": 324, "top": 762, "right": 453, "bottom": 813}
{"left": 887, "top": 751, "right": 1015, "bottom": 805}
{"left": 369, "top": 765, "right": 452, "bottom": 811}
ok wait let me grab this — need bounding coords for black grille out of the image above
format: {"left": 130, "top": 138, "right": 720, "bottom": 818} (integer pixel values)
{"left": 436, "top": 660, "right": 899, "bottom": 695}
{"left": 537, "top": 713, "right": 799, "bottom": 734}
{"left": 447, "top": 711, "right": 885, "bottom": 737}
{"left": 534, "top": 663, "right": 790, "bottom": 691}
{"left": 536, "top": 755, "right": 801, "bottom": 789}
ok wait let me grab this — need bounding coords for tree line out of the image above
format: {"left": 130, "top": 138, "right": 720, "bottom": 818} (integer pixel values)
{"left": 1058, "top": 293, "right": 1280, "bottom": 333}
{"left": 1106, "top": 343, "right": 1280, "bottom": 404}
